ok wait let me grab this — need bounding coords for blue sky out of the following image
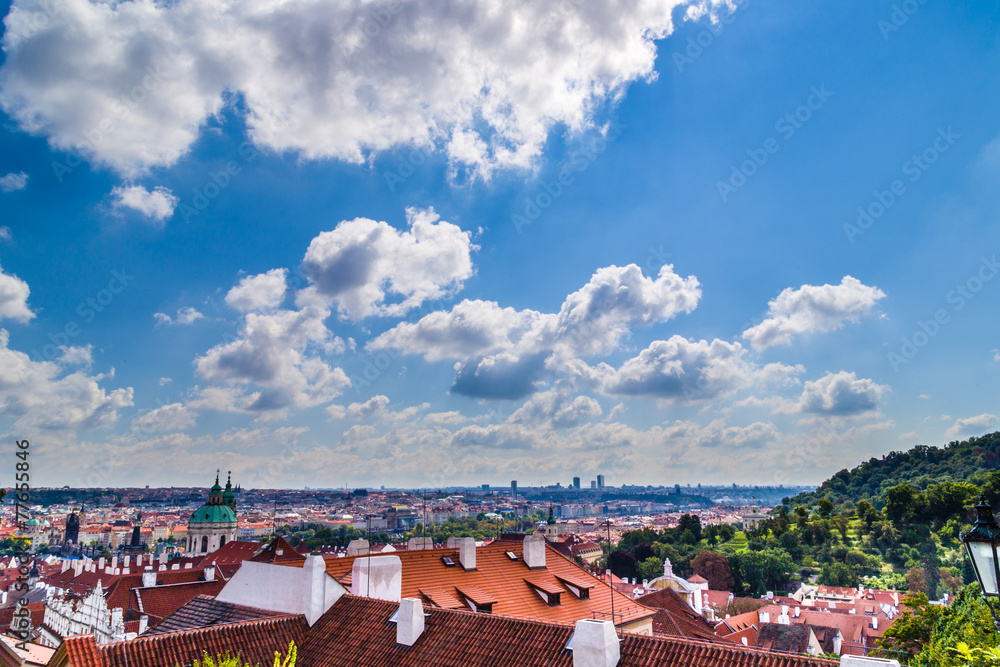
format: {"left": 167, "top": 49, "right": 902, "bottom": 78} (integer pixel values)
{"left": 0, "top": 0, "right": 998, "bottom": 489}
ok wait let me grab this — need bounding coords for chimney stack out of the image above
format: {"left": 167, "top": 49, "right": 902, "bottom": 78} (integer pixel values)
{"left": 407, "top": 537, "right": 433, "bottom": 551}
{"left": 351, "top": 555, "right": 402, "bottom": 602}
{"left": 204, "top": 565, "right": 216, "bottom": 582}
{"left": 572, "top": 619, "right": 620, "bottom": 667}
{"left": 61, "top": 560, "right": 70, "bottom": 573}
{"left": 523, "top": 534, "right": 546, "bottom": 569}
{"left": 396, "top": 598, "right": 425, "bottom": 647}
{"left": 142, "top": 566, "right": 157, "bottom": 588}
{"left": 457, "top": 537, "right": 476, "bottom": 571}
{"left": 138, "top": 615, "right": 148, "bottom": 635}
{"left": 346, "top": 539, "right": 369, "bottom": 557}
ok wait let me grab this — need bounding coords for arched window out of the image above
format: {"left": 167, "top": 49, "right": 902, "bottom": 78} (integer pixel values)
{"left": 201, "top": 536, "right": 208, "bottom": 553}
{"left": 219, "top": 535, "right": 226, "bottom": 547}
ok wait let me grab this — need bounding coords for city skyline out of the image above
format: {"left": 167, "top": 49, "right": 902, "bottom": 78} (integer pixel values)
{"left": 0, "top": 1, "right": 999, "bottom": 489}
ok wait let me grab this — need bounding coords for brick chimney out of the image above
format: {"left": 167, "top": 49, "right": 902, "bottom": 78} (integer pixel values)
{"left": 396, "top": 598, "right": 425, "bottom": 647}
{"left": 523, "top": 534, "right": 546, "bottom": 569}
{"left": 457, "top": 537, "right": 476, "bottom": 571}
{"left": 142, "top": 566, "right": 157, "bottom": 588}
{"left": 572, "top": 619, "right": 619, "bottom": 667}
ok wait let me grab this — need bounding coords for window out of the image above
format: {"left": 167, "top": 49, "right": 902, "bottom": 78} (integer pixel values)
{"left": 201, "top": 536, "right": 208, "bottom": 552}
{"left": 219, "top": 536, "right": 226, "bottom": 547}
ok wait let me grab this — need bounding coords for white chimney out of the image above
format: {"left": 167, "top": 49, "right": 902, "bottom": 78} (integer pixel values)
{"left": 396, "top": 598, "right": 425, "bottom": 647}
{"left": 346, "top": 539, "right": 370, "bottom": 557}
{"left": 572, "top": 619, "right": 620, "bottom": 667}
{"left": 138, "top": 615, "right": 148, "bottom": 635}
{"left": 142, "top": 566, "right": 157, "bottom": 588}
{"left": 351, "top": 555, "right": 402, "bottom": 602}
{"left": 124, "top": 555, "right": 131, "bottom": 569}
{"left": 524, "top": 534, "right": 546, "bottom": 569}
{"left": 111, "top": 556, "right": 118, "bottom": 569}
{"left": 760, "top": 611, "right": 770, "bottom": 624}
{"left": 407, "top": 537, "right": 433, "bottom": 551}
{"left": 171, "top": 563, "right": 180, "bottom": 570}
{"left": 61, "top": 560, "right": 70, "bottom": 573}
{"left": 184, "top": 563, "right": 193, "bottom": 569}
{"left": 98, "top": 557, "right": 105, "bottom": 569}
{"left": 457, "top": 537, "right": 476, "bottom": 571}
{"left": 204, "top": 565, "right": 216, "bottom": 582}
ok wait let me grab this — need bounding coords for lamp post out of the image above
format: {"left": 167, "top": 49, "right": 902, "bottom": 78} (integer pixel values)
{"left": 961, "top": 495, "right": 1000, "bottom": 630}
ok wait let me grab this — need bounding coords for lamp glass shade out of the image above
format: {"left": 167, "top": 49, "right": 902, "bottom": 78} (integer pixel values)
{"left": 968, "top": 541, "right": 1000, "bottom": 596}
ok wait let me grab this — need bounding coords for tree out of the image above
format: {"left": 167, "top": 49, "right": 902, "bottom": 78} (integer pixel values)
{"left": 607, "top": 550, "right": 638, "bottom": 582}
{"left": 638, "top": 556, "right": 664, "bottom": 583}
{"left": 691, "top": 549, "right": 734, "bottom": 591}
{"left": 817, "top": 497, "right": 834, "bottom": 518}
{"left": 878, "top": 586, "right": 997, "bottom": 666}
{"left": 732, "top": 549, "right": 794, "bottom": 597}
{"left": 906, "top": 566, "right": 928, "bottom": 593}
{"left": 187, "top": 640, "right": 296, "bottom": 667}
{"left": 677, "top": 514, "right": 703, "bottom": 542}
{"left": 884, "top": 484, "right": 916, "bottom": 524}
{"left": 818, "top": 562, "right": 857, "bottom": 588}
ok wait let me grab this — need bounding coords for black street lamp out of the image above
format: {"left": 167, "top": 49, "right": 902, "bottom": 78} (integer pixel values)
{"left": 961, "top": 495, "right": 1000, "bottom": 630}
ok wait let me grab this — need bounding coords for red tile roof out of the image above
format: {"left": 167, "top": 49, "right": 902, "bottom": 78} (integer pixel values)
{"left": 134, "top": 581, "right": 226, "bottom": 620}
{"left": 54, "top": 616, "right": 308, "bottom": 667}
{"left": 250, "top": 536, "right": 306, "bottom": 564}
{"left": 294, "top": 539, "right": 656, "bottom": 629}
{"left": 295, "top": 595, "right": 837, "bottom": 667}
{"left": 634, "top": 588, "right": 720, "bottom": 642}
{"left": 146, "top": 595, "right": 292, "bottom": 636}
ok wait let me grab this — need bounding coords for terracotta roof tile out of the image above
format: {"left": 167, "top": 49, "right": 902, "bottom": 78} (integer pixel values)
{"left": 146, "top": 595, "right": 292, "bottom": 636}
{"left": 297, "top": 595, "right": 837, "bottom": 667}
{"left": 294, "top": 540, "right": 655, "bottom": 629}
{"left": 59, "top": 616, "right": 307, "bottom": 667}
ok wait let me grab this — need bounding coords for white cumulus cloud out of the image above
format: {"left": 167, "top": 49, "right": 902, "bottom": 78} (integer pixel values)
{"left": 944, "top": 413, "right": 997, "bottom": 440}
{"left": 601, "top": 335, "right": 802, "bottom": 403}
{"left": 0, "top": 0, "right": 721, "bottom": 179}
{"left": 301, "top": 208, "right": 475, "bottom": 320}
{"left": 154, "top": 306, "right": 204, "bottom": 326}
{"left": 742, "top": 276, "right": 885, "bottom": 350}
{"left": 0, "top": 171, "right": 28, "bottom": 192}
{"left": 0, "top": 265, "right": 34, "bottom": 323}
{"left": 130, "top": 402, "right": 196, "bottom": 434}
{"left": 110, "top": 184, "right": 178, "bottom": 224}
{"left": 0, "top": 330, "right": 133, "bottom": 430}
{"left": 370, "top": 263, "right": 700, "bottom": 398}
{"left": 781, "top": 371, "right": 888, "bottom": 418}
{"left": 226, "top": 269, "right": 288, "bottom": 313}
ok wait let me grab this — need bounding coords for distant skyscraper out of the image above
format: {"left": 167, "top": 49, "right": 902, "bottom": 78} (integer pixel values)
{"left": 573, "top": 477, "right": 581, "bottom": 490}
{"left": 597, "top": 475, "right": 605, "bottom": 488}
{"left": 511, "top": 480, "right": 517, "bottom": 498}
{"left": 481, "top": 484, "right": 490, "bottom": 491}
{"left": 590, "top": 480, "right": 597, "bottom": 489}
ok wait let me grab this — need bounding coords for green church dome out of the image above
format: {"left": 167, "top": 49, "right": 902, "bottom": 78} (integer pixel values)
{"left": 189, "top": 470, "right": 238, "bottom": 525}
{"left": 189, "top": 504, "right": 237, "bottom": 524}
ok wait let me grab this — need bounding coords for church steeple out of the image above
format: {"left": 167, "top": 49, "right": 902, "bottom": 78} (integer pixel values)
{"left": 223, "top": 471, "right": 235, "bottom": 509}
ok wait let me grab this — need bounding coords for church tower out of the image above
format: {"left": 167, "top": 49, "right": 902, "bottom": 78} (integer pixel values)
{"left": 186, "top": 471, "right": 238, "bottom": 557}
